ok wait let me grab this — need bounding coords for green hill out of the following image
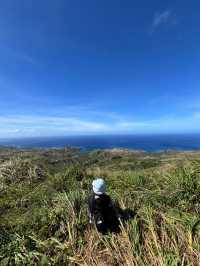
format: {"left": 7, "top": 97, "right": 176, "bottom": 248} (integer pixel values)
{"left": 1, "top": 148, "right": 200, "bottom": 265}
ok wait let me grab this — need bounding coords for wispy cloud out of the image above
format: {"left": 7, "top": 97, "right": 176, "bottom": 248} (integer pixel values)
{"left": 1, "top": 112, "right": 200, "bottom": 138}
{"left": 192, "top": 112, "right": 200, "bottom": 119}
{"left": 11, "top": 50, "right": 36, "bottom": 65}
{"left": 0, "top": 114, "right": 113, "bottom": 138}
{"left": 0, "top": 46, "right": 36, "bottom": 65}
{"left": 151, "top": 9, "right": 173, "bottom": 32}
{"left": 153, "top": 10, "right": 172, "bottom": 27}
{"left": 17, "top": 53, "right": 36, "bottom": 64}
{"left": 117, "top": 121, "right": 150, "bottom": 128}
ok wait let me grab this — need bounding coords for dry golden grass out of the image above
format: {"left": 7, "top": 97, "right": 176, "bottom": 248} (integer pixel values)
{"left": 1, "top": 152, "right": 200, "bottom": 265}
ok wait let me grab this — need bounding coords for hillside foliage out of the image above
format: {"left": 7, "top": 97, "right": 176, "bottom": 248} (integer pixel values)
{"left": 1, "top": 148, "right": 200, "bottom": 265}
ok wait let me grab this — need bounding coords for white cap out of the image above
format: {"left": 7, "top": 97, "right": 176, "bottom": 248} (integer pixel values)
{"left": 92, "top": 178, "right": 106, "bottom": 195}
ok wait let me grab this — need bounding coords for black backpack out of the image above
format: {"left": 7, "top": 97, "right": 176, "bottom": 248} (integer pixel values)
{"left": 90, "top": 194, "right": 112, "bottom": 223}
{"left": 88, "top": 193, "right": 120, "bottom": 233}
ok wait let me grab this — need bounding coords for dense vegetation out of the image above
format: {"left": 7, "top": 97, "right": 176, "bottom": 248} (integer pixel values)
{"left": 1, "top": 147, "right": 200, "bottom": 265}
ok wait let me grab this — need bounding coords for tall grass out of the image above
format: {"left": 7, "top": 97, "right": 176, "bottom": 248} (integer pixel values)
{"left": 1, "top": 156, "right": 200, "bottom": 265}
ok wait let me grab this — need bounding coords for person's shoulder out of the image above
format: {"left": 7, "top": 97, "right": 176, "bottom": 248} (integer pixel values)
{"left": 102, "top": 194, "right": 111, "bottom": 202}
{"left": 88, "top": 193, "right": 94, "bottom": 202}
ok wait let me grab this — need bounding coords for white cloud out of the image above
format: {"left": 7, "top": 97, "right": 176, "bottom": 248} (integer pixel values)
{"left": 6, "top": 47, "right": 36, "bottom": 65}
{"left": 1, "top": 112, "right": 200, "bottom": 138}
{"left": 152, "top": 9, "right": 172, "bottom": 30}
{"left": 0, "top": 115, "right": 108, "bottom": 137}
{"left": 117, "top": 121, "right": 150, "bottom": 127}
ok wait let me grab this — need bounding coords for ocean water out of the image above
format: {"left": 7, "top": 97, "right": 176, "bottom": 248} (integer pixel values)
{"left": 0, "top": 134, "right": 200, "bottom": 152}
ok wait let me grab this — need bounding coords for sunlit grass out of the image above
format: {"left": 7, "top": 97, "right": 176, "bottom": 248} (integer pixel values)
{"left": 1, "top": 152, "right": 200, "bottom": 265}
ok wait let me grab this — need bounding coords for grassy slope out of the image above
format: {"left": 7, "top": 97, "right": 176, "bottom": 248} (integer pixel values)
{"left": 1, "top": 148, "right": 200, "bottom": 265}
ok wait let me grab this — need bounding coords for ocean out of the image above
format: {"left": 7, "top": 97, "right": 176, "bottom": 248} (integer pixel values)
{"left": 0, "top": 134, "right": 200, "bottom": 152}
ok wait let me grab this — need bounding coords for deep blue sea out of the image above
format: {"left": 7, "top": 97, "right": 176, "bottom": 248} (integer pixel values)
{"left": 0, "top": 134, "right": 200, "bottom": 152}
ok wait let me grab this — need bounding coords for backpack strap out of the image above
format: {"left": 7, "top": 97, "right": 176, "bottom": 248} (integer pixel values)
{"left": 88, "top": 194, "right": 96, "bottom": 222}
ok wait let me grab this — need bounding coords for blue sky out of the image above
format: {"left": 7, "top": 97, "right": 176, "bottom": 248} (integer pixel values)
{"left": 0, "top": 0, "right": 200, "bottom": 137}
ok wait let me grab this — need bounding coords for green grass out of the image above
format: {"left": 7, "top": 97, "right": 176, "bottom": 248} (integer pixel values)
{"left": 1, "top": 149, "right": 200, "bottom": 265}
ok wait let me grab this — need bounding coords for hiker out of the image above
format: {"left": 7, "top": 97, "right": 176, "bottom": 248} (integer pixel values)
{"left": 88, "top": 178, "right": 120, "bottom": 233}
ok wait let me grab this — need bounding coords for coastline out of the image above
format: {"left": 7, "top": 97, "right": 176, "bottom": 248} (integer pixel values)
{"left": 1, "top": 134, "right": 200, "bottom": 153}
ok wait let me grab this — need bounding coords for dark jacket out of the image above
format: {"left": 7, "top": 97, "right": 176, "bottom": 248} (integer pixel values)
{"left": 88, "top": 193, "right": 119, "bottom": 233}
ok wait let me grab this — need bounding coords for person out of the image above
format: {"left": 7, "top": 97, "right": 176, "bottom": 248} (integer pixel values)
{"left": 88, "top": 178, "right": 120, "bottom": 233}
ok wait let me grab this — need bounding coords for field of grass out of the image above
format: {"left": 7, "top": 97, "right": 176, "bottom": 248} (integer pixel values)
{"left": 1, "top": 148, "right": 200, "bottom": 265}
